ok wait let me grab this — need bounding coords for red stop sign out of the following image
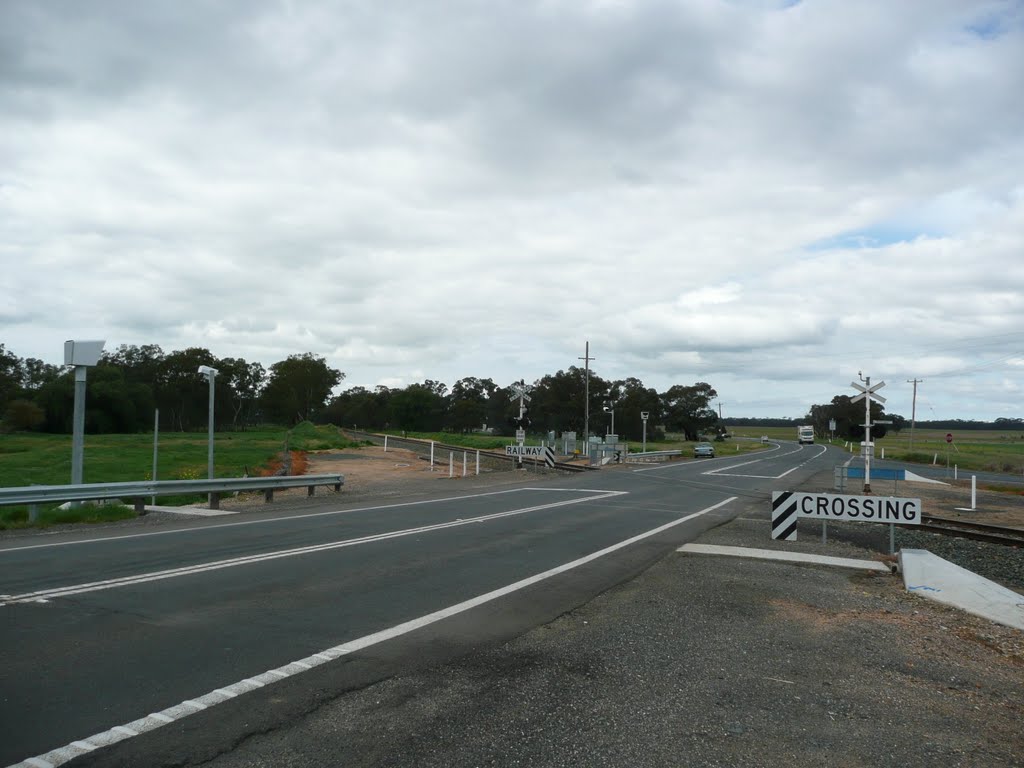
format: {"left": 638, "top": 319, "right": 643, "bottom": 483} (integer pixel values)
{"left": 945, "top": 433, "right": 953, "bottom": 443}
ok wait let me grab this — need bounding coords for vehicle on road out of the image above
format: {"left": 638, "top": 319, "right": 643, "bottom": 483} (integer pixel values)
{"left": 693, "top": 442, "right": 716, "bottom": 458}
{"left": 797, "top": 425, "right": 815, "bottom": 444}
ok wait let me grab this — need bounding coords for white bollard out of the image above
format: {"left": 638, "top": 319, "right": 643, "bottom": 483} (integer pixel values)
{"left": 476, "top": 450, "right": 480, "bottom": 475}
{"left": 954, "top": 465, "right": 958, "bottom": 480}
{"left": 971, "top": 475, "right": 976, "bottom": 510}
{"left": 463, "top": 451, "right": 467, "bottom": 477}
{"left": 449, "top": 453, "right": 453, "bottom": 478}
{"left": 384, "top": 435, "right": 388, "bottom": 452}
{"left": 430, "top": 441, "right": 435, "bottom": 470}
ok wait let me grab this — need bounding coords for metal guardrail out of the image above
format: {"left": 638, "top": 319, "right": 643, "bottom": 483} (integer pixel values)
{"left": 626, "top": 449, "right": 683, "bottom": 463}
{"left": 0, "top": 474, "right": 345, "bottom": 516}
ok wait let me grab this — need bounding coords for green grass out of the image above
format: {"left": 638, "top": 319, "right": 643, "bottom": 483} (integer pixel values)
{"left": 728, "top": 425, "right": 1024, "bottom": 475}
{"left": 0, "top": 422, "right": 366, "bottom": 529}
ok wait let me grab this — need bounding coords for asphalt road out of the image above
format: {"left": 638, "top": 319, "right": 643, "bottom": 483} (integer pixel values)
{"left": 0, "top": 441, "right": 835, "bottom": 767}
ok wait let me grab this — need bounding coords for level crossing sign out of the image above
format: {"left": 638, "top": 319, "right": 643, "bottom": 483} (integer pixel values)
{"left": 505, "top": 445, "right": 556, "bottom": 468}
{"left": 771, "top": 491, "right": 921, "bottom": 541}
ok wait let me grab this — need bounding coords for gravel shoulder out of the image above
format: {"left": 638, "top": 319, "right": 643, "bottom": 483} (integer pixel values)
{"left": 201, "top": 498, "right": 1024, "bottom": 768}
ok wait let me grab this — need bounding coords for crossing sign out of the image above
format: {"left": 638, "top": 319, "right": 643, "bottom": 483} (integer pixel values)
{"left": 771, "top": 491, "right": 921, "bottom": 540}
{"left": 505, "top": 445, "right": 556, "bottom": 467}
{"left": 850, "top": 380, "right": 886, "bottom": 405}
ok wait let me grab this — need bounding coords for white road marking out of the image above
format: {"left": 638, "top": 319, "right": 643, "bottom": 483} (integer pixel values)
{"left": 0, "top": 487, "right": 562, "bottom": 554}
{"left": 9, "top": 496, "right": 735, "bottom": 768}
{"left": 703, "top": 444, "right": 828, "bottom": 479}
{"left": 0, "top": 491, "right": 627, "bottom": 606}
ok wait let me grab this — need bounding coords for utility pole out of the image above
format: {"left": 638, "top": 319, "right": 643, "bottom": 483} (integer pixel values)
{"left": 579, "top": 341, "right": 595, "bottom": 452}
{"left": 907, "top": 378, "right": 922, "bottom": 451}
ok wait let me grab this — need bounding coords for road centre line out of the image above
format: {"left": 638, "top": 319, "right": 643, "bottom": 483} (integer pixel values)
{"left": 0, "top": 487, "right": 565, "bottom": 554}
{"left": 0, "top": 491, "right": 627, "bottom": 606}
{"left": 704, "top": 444, "right": 827, "bottom": 479}
{"left": 9, "top": 496, "right": 735, "bottom": 768}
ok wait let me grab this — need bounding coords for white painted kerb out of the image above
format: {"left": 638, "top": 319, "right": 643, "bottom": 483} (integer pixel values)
{"left": 678, "top": 543, "right": 889, "bottom": 572}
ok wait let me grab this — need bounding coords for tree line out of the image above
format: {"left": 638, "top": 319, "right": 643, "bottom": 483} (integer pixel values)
{"left": 0, "top": 343, "right": 723, "bottom": 441}
{"left": 0, "top": 343, "right": 342, "bottom": 434}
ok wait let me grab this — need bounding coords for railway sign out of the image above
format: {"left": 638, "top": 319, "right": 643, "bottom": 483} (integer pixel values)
{"left": 505, "top": 445, "right": 556, "bottom": 467}
{"left": 850, "top": 379, "right": 886, "bottom": 405}
{"left": 771, "top": 491, "right": 921, "bottom": 541}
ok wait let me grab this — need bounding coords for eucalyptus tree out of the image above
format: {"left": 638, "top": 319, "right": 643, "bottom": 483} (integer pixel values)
{"left": 260, "top": 353, "right": 344, "bottom": 425}
{"left": 660, "top": 382, "right": 718, "bottom": 441}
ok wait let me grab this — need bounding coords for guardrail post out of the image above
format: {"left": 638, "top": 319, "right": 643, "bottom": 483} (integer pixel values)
{"left": 28, "top": 504, "right": 39, "bottom": 523}
{"left": 134, "top": 497, "right": 146, "bottom": 513}
{"left": 308, "top": 485, "right": 315, "bottom": 497}
{"left": 209, "top": 492, "right": 220, "bottom": 510}
{"left": 334, "top": 481, "right": 342, "bottom": 492}
{"left": 264, "top": 489, "right": 274, "bottom": 502}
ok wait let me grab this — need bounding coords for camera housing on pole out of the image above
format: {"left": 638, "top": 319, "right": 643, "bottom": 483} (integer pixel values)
{"left": 65, "top": 340, "right": 105, "bottom": 490}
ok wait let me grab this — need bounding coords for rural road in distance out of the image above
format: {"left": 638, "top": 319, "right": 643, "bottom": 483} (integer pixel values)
{"left": 0, "top": 441, "right": 832, "bottom": 767}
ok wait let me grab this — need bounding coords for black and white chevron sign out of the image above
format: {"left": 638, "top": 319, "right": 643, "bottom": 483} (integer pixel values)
{"left": 771, "top": 491, "right": 798, "bottom": 541}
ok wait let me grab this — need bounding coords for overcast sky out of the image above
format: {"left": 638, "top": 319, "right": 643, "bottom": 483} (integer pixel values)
{"left": 2, "top": 0, "right": 1022, "bottom": 421}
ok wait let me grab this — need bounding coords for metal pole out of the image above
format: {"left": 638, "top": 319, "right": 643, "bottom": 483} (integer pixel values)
{"left": 207, "top": 372, "right": 215, "bottom": 481}
{"left": 642, "top": 418, "right": 647, "bottom": 453}
{"left": 71, "top": 366, "right": 87, "bottom": 486}
{"left": 152, "top": 408, "right": 159, "bottom": 506}
{"left": 579, "top": 342, "right": 594, "bottom": 453}
{"left": 907, "top": 378, "right": 921, "bottom": 451}
{"left": 863, "top": 376, "right": 872, "bottom": 494}
{"left": 476, "top": 450, "right": 480, "bottom": 476}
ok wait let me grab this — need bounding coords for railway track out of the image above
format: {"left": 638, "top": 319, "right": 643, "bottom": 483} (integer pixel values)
{"left": 342, "top": 429, "right": 591, "bottom": 473}
{"left": 912, "top": 515, "right": 1024, "bottom": 547}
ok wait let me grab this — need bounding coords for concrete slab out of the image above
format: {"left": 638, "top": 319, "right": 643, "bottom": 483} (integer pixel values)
{"left": 678, "top": 543, "right": 889, "bottom": 572}
{"left": 899, "top": 548, "right": 1024, "bottom": 631}
{"left": 145, "top": 505, "right": 238, "bottom": 517}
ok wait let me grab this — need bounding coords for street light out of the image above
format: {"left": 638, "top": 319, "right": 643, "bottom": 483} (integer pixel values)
{"left": 603, "top": 402, "right": 615, "bottom": 437}
{"left": 198, "top": 365, "right": 218, "bottom": 483}
{"left": 64, "top": 340, "right": 105, "bottom": 490}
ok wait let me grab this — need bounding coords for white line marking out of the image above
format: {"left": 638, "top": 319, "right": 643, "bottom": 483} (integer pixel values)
{"left": 0, "top": 487, "right": 557, "bottom": 554}
{"left": 704, "top": 444, "right": 828, "bottom": 479}
{"left": 11, "top": 496, "right": 735, "bottom": 768}
{"left": 1, "top": 491, "right": 626, "bottom": 606}
{"left": 69, "top": 743, "right": 96, "bottom": 753}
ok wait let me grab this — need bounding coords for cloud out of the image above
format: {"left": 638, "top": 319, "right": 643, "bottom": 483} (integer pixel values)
{"left": 2, "top": 0, "right": 1023, "bottom": 420}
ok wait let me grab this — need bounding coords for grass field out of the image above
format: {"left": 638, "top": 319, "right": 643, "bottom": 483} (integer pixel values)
{"left": 0, "top": 422, "right": 365, "bottom": 529}
{"left": 728, "top": 425, "right": 1024, "bottom": 475}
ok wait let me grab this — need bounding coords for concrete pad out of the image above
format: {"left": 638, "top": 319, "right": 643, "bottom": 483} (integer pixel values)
{"left": 145, "top": 505, "right": 239, "bottom": 517}
{"left": 899, "top": 548, "right": 1024, "bottom": 631}
{"left": 904, "top": 471, "right": 948, "bottom": 485}
{"left": 678, "top": 543, "right": 889, "bottom": 572}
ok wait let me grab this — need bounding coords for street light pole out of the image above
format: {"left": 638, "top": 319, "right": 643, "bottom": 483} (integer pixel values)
{"left": 198, "top": 366, "right": 218, "bottom": 482}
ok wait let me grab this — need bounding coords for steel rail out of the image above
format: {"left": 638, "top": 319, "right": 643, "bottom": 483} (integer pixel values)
{"left": 906, "top": 515, "right": 1024, "bottom": 547}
